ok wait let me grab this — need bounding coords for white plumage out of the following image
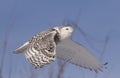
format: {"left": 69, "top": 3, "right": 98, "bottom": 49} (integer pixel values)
{"left": 56, "top": 38, "right": 101, "bottom": 72}
{"left": 13, "top": 26, "right": 101, "bottom": 72}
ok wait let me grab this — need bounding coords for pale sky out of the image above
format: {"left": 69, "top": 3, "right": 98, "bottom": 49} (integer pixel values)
{"left": 0, "top": 0, "right": 120, "bottom": 78}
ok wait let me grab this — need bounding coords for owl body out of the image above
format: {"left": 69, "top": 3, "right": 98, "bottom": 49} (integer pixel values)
{"left": 14, "top": 26, "right": 102, "bottom": 72}
{"left": 14, "top": 26, "right": 72, "bottom": 68}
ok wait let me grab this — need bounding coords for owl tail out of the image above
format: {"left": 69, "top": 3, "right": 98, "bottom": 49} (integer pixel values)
{"left": 13, "top": 42, "right": 29, "bottom": 54}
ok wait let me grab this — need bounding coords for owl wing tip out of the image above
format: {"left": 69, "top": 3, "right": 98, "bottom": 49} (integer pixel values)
{"left": 13, "top": 50, "right": 18, "bottom": 54}
{"left": 13, "top": 49, "right": 22, "bottom": 54}
{"left": 13, "top": 41, "right": 30, "bottom": 54}
{"left": 13, "top": 47, "right": 24, "bottom": 54}
{"left": 12, "top": 50, "right": 20, "bottom": 54}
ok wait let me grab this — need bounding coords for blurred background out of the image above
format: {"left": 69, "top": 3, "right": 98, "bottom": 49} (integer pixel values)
{"left": 0, "top": 0, "right": 120, "bottom": 78}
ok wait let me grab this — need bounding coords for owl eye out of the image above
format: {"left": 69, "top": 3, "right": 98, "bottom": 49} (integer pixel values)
{"left": 65, "top": 28, "right": 69, "bottom": 30}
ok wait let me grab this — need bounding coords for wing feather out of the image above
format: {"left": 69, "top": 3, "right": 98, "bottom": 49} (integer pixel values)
{"left": 25, "top": 30, "right": 57, "bottom": 68}
{"left": 14, "top": 29, "right": 58, "bottom": 68}
{"left": 13, "top": 41, "right": 30, "bottom": 54}
{"left": 56, "top": 38, "right": 102, "bottom": 72}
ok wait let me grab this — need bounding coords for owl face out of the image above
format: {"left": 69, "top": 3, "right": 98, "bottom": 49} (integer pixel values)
{"left": 60, "top": 26, "right": 73, "bottom": 40}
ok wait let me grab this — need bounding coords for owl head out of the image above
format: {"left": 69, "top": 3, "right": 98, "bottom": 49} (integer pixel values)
{"left": 53, "top": 26, "right": 73, "bottom": 40}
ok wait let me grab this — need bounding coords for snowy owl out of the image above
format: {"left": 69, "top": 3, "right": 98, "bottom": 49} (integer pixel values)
{"left": 13, "top": 26, "right": 102, "bottom": 72}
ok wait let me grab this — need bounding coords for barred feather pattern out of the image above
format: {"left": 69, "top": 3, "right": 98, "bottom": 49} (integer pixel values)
{"left": 24, "top": 29, "right": 57, "bottom": 68}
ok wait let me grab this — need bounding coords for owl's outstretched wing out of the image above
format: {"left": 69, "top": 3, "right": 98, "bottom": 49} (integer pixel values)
{"left": 13, "top": 29, "right": 57, "bottom": 68}
{"left": 56, "top": 38, "right": 102, "bottom": 72}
